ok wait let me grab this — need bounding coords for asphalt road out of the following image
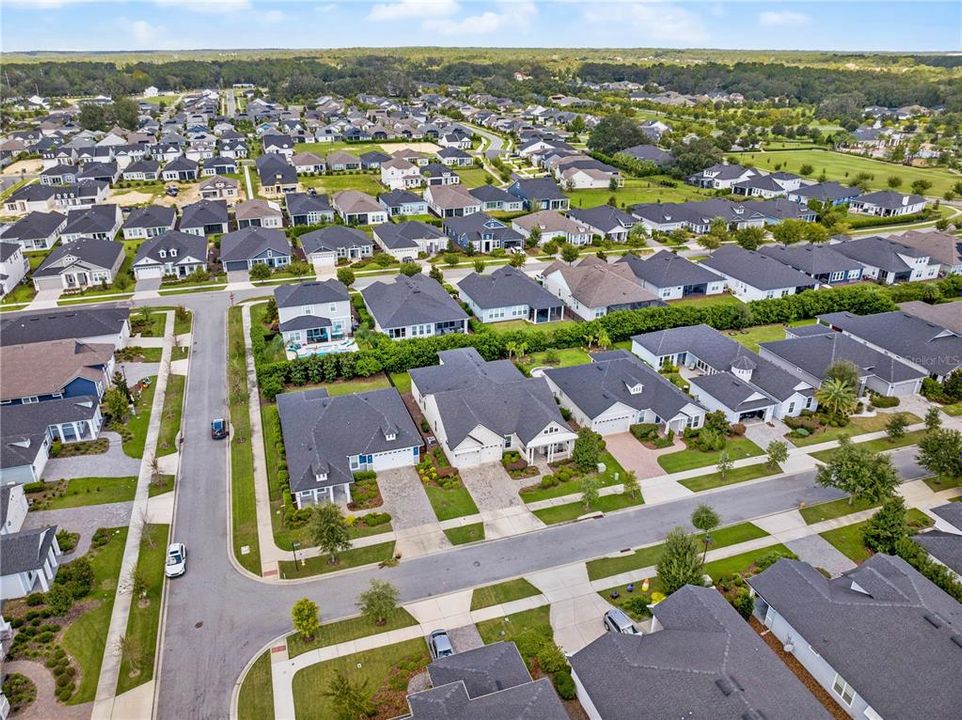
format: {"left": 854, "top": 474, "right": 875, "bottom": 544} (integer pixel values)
{"left": 146, "top": 289, "right": 930, "bottom": 720}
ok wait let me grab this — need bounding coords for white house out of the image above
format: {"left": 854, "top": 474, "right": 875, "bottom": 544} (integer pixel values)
{"left": 0, "top": 526, "right": 62, "bottom": 599}
{"left": 380, "top": 158, "right": 422, "bottom": 191}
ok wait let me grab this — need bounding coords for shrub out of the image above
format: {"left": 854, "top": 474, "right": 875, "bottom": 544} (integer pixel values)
{"left": 630, "top": 423, "right": 659, "bottom": 441}
{"left": 730, "top": 422, "right": 746, "bottom": 436}
{"left": 362, "top": 512, "right": 391, "bottom": 526}
{"left": 54, "top": 557, "right": 94, "bottom": 599}
{"left": 91, "top": 528, "right": 113, "bottom": 548}
{"left": 539, "top": 475, "right": 559, "bottom": 489}
{"left": 754, "top": 549, "right": 796, "bottom": 573}
{"left": 731, "top": 589, "right": 755, "bottom": 619}
{"left": 536, "top": 642, "right": 569, "bottom": 674}
{"left": 25, "top": 593, "right": 45, "bottom": 607}
{"left": 23, "top": 481, "right": 47, "bottom": 494}
{"left": 870, "top": 393, "right": 900, "bottom": 408}
{"left": 552, "top": 669, "right": 577, "bottom": 701}
{"left": 558, "top": 406, "right": 571, "bottom": 421}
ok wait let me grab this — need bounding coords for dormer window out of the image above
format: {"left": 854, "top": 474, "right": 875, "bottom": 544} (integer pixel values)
{"left": 159, "top": 249, "right": 167, "bottom": 258}
{"left": 317, "top": 472, "right": 328, "bottom": 482}
{"left": 169, "top": 248, "right": 177, "bottom": 258}
{"left": 627, "top": 382, "right": 644, "bottom": 395}
{"left": 385, "top": 432, "right": 396, "bottom": 441}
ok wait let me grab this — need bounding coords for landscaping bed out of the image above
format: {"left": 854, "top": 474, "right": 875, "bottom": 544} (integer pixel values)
{"left": 657, "top": 436, "right": 763, "bottom": 473}
{"left": 786, "top": 411, "right": 921, "bottom": 447}
{"left": 115, "top": 346, "right": 163, "bottom": 363}
{"left": 49, "top": 438, "right": 108, "bottom": 458}
{"left": 501, "top": 451, "right": 538, "bottom": 480}
{"left": 519, "top": 451, "right": 627, "bottom": 503}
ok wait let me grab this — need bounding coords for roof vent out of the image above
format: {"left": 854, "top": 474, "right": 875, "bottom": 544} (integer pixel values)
{"left": 715, "top": 675, "right": 742, "bottom": 697}
{"left": 924, "top": 613, "right": 944, "bottom": 629}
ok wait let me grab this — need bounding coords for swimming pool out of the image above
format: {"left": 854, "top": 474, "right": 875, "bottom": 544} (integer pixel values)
{"left": 287, "top": 340, "right": 358, "bottom": 358}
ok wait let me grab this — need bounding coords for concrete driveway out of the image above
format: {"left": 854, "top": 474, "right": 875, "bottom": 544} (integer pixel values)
{"left": 25, "top": 287, "right": 61, "bottom": 310}
{"left": 226, "top": 269, "right": 252, "bottom": 288}
{"left": 459, "top": 464, "right": 543, "bottom": 539}
{"left": 376, "top": 467, "right": 450, "bottom": 557}
{"left": 528, "top": 565, "right": 613, "bottom": 655}
{"left": 135, "top": 277, "right": 162, "bottom": 295}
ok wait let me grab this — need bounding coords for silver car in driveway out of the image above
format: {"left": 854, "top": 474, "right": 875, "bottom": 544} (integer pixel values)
{"left": 428, "top": 629, "right": 454, "bottom": 659}
{"left": 603, "top": 608, "right": 640, "bottom": 635}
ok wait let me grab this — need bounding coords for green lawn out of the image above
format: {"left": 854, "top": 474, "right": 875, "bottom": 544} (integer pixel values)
{"left": 123, "top": 377, "right": 158, "bottom": 459}
{"left": 703, "top": 543, "right": 795, "bottom": 580}
{"left": 566, "top": 176, "right": 709, "bottom": 211}
{"left": 475, "top": 606, "right": 553, "bottom": 669}
{"left": 299, "top": 173, "right": 383, "bottom": 196}
{"left": 809, "top": 429, "right": 926, "bottom": 461}
{"left": 443, "top": 523, "right": 485, "bottom": 545}
{"left": 519, "top": 451, "right": 628, "bottom": 503}
{"left": 457, "top": 167, "right": 494, "bottom": 188}
{"left": 292, "top": 638, "right": 429, "bottom": 720}
{"left": 250, "top": 302, "right": 287, "bottom": 364}
{"left": 657, "top": 437, "right": 764, "bottom": 473}
{"left": 515, "top": 347, "right": 591, "bottom": 375}
{"left": 923, "top": 475, "right": 962, "bottom": 493}
{"left": 586, "top": 522, "right": 769, "bottom": 581}
{"left": 800, "top": 496, "right": 879, "bottom": 525}
{"left": 0, "top": 281, "right": 36, "bottom": 305}
{"left": 148, "top": 474, "right": 175, "bottom": 497}
{"left": 679, "top": 462, "right": 780, "bottom": 492}
{"left": 133, "top": 312, "right": 167, "bottom": 338}
{"left": 287, "top": 608, "right": 418, "bottom": 658}
{"left": 732, "top": 148, "right": 959, "bottom": 196}
{"left": 670, "top": 293, "right": 742, "bottom": 308}
{"left": 422, "top": 481, "right": 479, "bottom": 521}
{"left": 278, "top": 542, "right": 395, "bottom": 579}
{"left": 533, "top": 490, "right": 643, "bottom": 524}
{"left": 62, "top": 527, "right": 128, "bottom": 704}
{"left": 789, "top": 412, "right": 922, "bottom": 447}
{"left": 940, "top": 402, "right": 962, "bottom": 417}
{"left": 117, "top": 524, "right": 169, "bottom": 694}
{"left": 156, "top": 374, "right": 186, "bottom": 457}
{"left": 724, "top": 319, "right": 816, "bottom": 353}
{"left": 389, "top": 371, "right": 412, "bottom": 394}
{"left": 314, "top": 374, "right": 393, "bottom": 396}
{"left": 822, "top": 509, "right": 934, "bottom": 563}
{"left": 488, "top": 319, "right": 580, "bottom": 334}
{"left": 470, "top": 578, "right": 541, "bottom": 611}
{"left": 237, "top": 651, "right": 274, "bottom": 720}
{"left": 43, "top": 476, "right": 137, "bottom": 509}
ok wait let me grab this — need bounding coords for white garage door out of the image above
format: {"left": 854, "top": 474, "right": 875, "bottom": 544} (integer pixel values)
{"left": 33, "top": 275, "right": 64, "bottom": 291}
{"left": 592, "top": 414, "right": 634, "bottom": 436}
{"left": 135, "top": 266, "right": 163, "bottom": 280}
{"left": 372, "top": 447, "right": 415, "bottom": 471}
{"left": 310, "top": 253, "right": 336, "bottom": 268}
{"left": 454, "top": 444, "right": 502, "bottom": 468}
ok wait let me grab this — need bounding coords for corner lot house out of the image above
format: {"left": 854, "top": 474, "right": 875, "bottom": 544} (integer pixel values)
{"left": 571, "top": 585, "right": 829, "bottom": 720}
{"left": 274, "top": 279, "right": 351, "bottom": 347}
{"left": 0, "top": 526, "right": 63, "bottom": 599}
{"left": 32, "top": 237, "right": 124, "bottom": 291}
{"left": 0, "top": 210, "right": 67, "bottom": 250}
{"left": 179, "top": 199, "right": 229, "bottom": 237}
{"left": 701, "top": 245, "right": 816, "bottom": 301}
{"left": 618, "top": 251, "right": 725, "bottom": 301}
{"left": 850, "top": 189, "right": 926, "bottom": 216}
{"left": 458, "top": 265, "right": 564, "bottom": 324}
{"left": 121, "top": 205, "right": 176, "bottom": 240}
{"left": 373, "top": 221, "right": 447, "bottom": 261}
{"left": 332, "top": 190, "right": 388, "bottom": 225}
{"left": 300, "top": 226, "right": 373, "bottom": 264}
{"left": 277, "top": 387, "right": 420, "bottom": 507}
{"left": 0, "top": 339, "right": 114, "bottom": 405}
{"left": 410, "top": 347, "right": 577, "bottom": 467}
{"left": 890, "top": 230, "right": 962, "bottom": 276}
{"left": 0, "top": 306, "right": 130, "bottom": 349}
{"left": 219, "top": 227, "right": 291, "bottom": 272}
{"left": 749, "top": 555, "right": 962, "bottom": 720}
{"left": 541, "top": 257, "right": 662, "bottom": 320}
{"left": 361, "top": 274, "right": 468, "bottom": 340}
{"left": 544, "top": 350, "right": 705, "bottom": 435}
{"left": 286, "top": 192, "right": 334, "bottom": 226}
{"left": 132, "top": 230, "right": 207, "bottom": 280}
{"left": 832, "top": 235, "right": 940, "bottom": 284}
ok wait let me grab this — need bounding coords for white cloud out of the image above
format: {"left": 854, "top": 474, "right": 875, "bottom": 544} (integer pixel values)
{"left": 583, "top": 2, "right": 708, "bottom": 45}
{"left": 130, "top": 19, "right": 161, "bottom": 42}
{"left": 423, "top": 1, "right": 536, "bottom": 35}
{"left": 153, "top": 0, "right": 251, "bottom": 14}
{"left": 758, "top": 10, "right": 811, "bottom": 27}
{"left": 368, "top": 0, "right": 458, "bottom": 22}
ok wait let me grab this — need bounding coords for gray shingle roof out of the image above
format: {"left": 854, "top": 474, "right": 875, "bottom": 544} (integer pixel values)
{"left": 832, "top": 235, "right": 927, "bottom": 273}
{"left": 690, "top": 372, "right": 776, "bottom": 412}
{"left": 220, "top": 227, "right": 291, "bottom": 262}
{"left": 931, "top": 502, "right": 962, "bottom": 531}
{"left": 701, "top": 245, "right": 815, "bottom": 290}
{"left": 361, "top": 274, "right": 467, "bottom": 330}
{"left": 34, "top": 237, "right": 124, "bottom": 277}
{"left": 570, "top": 585, "right": 830, "bottom": 720}
{"left": 619, "top": 144, "right": 673, "bottom": 165}
{"left": 62, "top": 204, "right": 119, "bottom": 237}
{"left": 458, "top": 266, "right": 560, "bottom": 311}
{"left": 427, "top": 642, "right": 533, "bottom": 699}
{"left": 373, "top": 221, "right": 444, "bottom": 251}
{"left": 758, "top": 243, "right": 863, "bottom": 277}
{"left": 748, "top": 555, "right": 962, "bottom": 720}
{"left": 180, "top": 199, "right": 228, "bottom": 228}
{"left": 0, "top": 526, "right": 59, "bottom": 575}
{"left": 510, "top": 178, "right": 566, "bottom": 201}
{"left": 406, "top": 677, "right": 565, "bottom": 720}
{"left": 790, "top": 181, "right": 859, "bottom": 202}
{"left": 123, "top": 205, "right": 176, "bottom": 230}
{"left": 299, "top": 226, "right": 371, "bottom": 255}
{"left": 285, "top": 192, "right": 331, "bottom": 216}
{"left": 274, "top": 279, "right": 348, "bottom": 309}
{"left": 468, "top": 185, "right": 516, "bottom": 204}
{"left": 618, "top": 250, "right": 721, "bottom": 289}
{"left": 0, "top": 307, "right": 128, "bottom": 347}
{"left": 855, "top": 189, "right": 925, "bottom": 209}
{"left": 0, "top": 210, "right": 66, "bottom": 242}
{"left": 378, "top": 190, "right": 424, "bottom": 208}
{"left": 134, "top": 230, "right": 207, "bottom": 266}
{"left": 915, "top": 531, "right": 962, "bottom": 576}
{"left": 567, "top": 205, "right": 635, "bottom": 233}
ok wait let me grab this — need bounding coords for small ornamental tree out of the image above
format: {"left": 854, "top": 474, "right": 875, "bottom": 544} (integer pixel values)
{"left": 766, "top": 440, "right": 788, "bottom": 469}
{"left": 863, "top": 496, "right": 909, "bottom": 555}
{"left": 322, "top": 671, "right": 375, "bottom": 720}
{"left": 357, "top": 579, "right": 399, "bottom": 626}
{"left": 572, "top": 427, "right": 604, "bottom": 472}
{"left": 310, "top": 502, "right": 352, "bottom": 565}
{"left": 291, "top": 597, "right": 321, "bottom": 641}
{"left": 336, "top": 267, "right": 356, "bottom": 287}
{"left": 691, "top": 504, "right": 720, "bottom": 562}
{"left": 885, "top": 412, "right": 908, "bottom": 442}
{"left": 815, "top": 437, "right": 898, "bottom": 504}
{"left": 657, "top": 528, "right": 703, "bottom": 594}
{"left": 916, "top": 428, "right": 962, "bottom": 482}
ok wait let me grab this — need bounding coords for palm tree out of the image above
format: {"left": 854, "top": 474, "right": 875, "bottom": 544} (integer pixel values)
{"left": 816, "top": 377, "right": 858, "bottom": 421}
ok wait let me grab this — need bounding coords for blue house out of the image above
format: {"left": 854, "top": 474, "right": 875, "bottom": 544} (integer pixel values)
{"left": 0, "top": 339, "right": 115, "bottom": 406}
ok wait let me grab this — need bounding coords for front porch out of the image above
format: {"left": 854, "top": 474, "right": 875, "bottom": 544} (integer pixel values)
{"left": 522, "top": 437, "right": 574, "bottom": 464}
{"left": 294, "top": 482, "right": 353, "bottom": 508}
{"left": 48, "top": 412, "right": 102, "bottom": 444}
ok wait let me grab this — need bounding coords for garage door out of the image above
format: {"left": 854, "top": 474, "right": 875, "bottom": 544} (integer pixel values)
{"left": 135, "top": 266, "right": 163, "bottom": 280}
{"left": 372, "top": 447, "right": 415, "bottom": 471}
{"left": 592, "top": 414, "right": 634, "bottom": 435}
{"left": 33, "top": 275, "right": 63, "bottom": 291}
{"left": 310, "top": 253, "right": 336, "bottom": 268}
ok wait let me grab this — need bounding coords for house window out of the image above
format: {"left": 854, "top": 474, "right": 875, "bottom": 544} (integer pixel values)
{"left": 22, "top": 396, "right": 39, "bottom": 404}
{"left": 832, "top": 674, "right": 855, "bottom": 707}
{"left": 329, "top": 303, "right": 337, "bottom": 312}
{"left": 350, "top": 456, "right": 359, "bottom": 470}
{"left": 503, "top": 435, "right": 512, "bottom": 448}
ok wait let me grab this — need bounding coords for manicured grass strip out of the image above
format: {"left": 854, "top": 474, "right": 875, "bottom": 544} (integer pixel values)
{"left": 799, "top": 496, "right": 879, "bottom": 525}
{"left": 809, "top": 430, "right": 926, "bottom": 462}
{"left": 148, "top": 474, "right": 175, "bottom": 497}
{"left": 62, "top": 527, "right": 128, "bottom": 704}
{"left": 228, "top": 306, "right": 260, "bottom": 575}
{"left": 789, "top": 412, "right": 922, "bottom": 447}
{"left": 389, "top": 371, "right": 412, "bottom": 394}
{"left": 44, "top": 476, "right": 137, "bottom": 510}
{"left": 941, "top": 402, "right": 962, "bottom": 417}
{"left": 519, "top": 451, "right": 628, "bottom": 503}
{"left": 470, "top": 578, "right": 541, "bottom": 611}
{"left": 321, "top": 374, "right": 393, "bottom": 396}
{"left": 237, "top": 651, "right": 274, "bottom": 720}
{"left": 657, "top": 437, "right": 764, "bottom": 473}
{"left": 292, "top": 638, "right": 429, "bottom": 720}
{"left": 820, "top": 522, "right": 871, "bottom": 563}
{"left": 680, "top": 462, "right": 780, "bottom": 492}
{"left": 156, "top": 373, "right": 186, "bottom": 457}
{"left": 443, "top": 523, "right": 484, "bottom": 545}
{"left": 287, "top": 608, "right": 418, "bottom": 658}
{"left": 278, "top": 542, "right": 395, "bottom": 579}
{"left": 117, "top": 524, "right": 169, "bottom": 694}
{"left": 422, "top": 482, "right": 479, "bottom": 521}
{"left": 923, "top": 475, "right": 962, "bottom": 493}
{"left": 586, "top": 522, "right": 769, "bottom": 581}
{"left": 703, "top": 543, "right": 795, "bottom": 580}
{"left": 123, "top": 377, "right": 157, "bottom": 459}
{"left": 476, "top": 606, "right": 553, "bottom": 668}
{"left": 533, "top": 491, "right": 643, "bottom": 525}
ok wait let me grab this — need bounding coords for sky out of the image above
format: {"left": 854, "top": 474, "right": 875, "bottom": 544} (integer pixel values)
{"left": 0, "top": 1, "right": 957, "bottom": 54}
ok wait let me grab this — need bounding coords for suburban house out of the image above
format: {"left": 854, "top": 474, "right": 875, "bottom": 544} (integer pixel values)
{"left": 541, "top": 257, "right": 663, "bottom": 320}
{"left": 261, "top": 133, "right": 295, "bottom": 157}
{"left": 419, "top": 163, "right": 459, "bottom": 186}
{"left": 468, "top": 185, "right": 524, "bottom": 213}
{"left": 290, "top": 152, "right": 325, "bottom": 175}
{"left": 380, "top": 158, "right": 422, "bottom": 191}
{"left": 631, "top": 324, "right": 815, "bottom": 422}
{"left": 507, "top": 178, "right": 570, "bottom": 211}
{"left": 60, "top": 204, "right": 123, "bottom": 242}
{"left": 617, "top": 251, "right": 726, "bottom": 301}
{"left": 444, "top": 213, "right": 523, "bottom": 253}
{"left": 817, "top": 310, "right": 962, "bottom": 382}
{"left": 832, "top": 235, "right": 941, "bottom": 284}
{"left": 201, "top": 156, "right": 238, "bottom": 176}
{"left": 299, "top": 226, "right": 373, "bottom": 263}
{"left": 121, "top": 159, "right": 161, "bottom": 182}
{"left": 916, "top": 503, "right": 962, "bottom": 578}
{"left": 235, "top": 199, "right": 284, "bottom": 229}
{"left": 377, "top": 190, "right": 428, "bottom": 217}
{"left": 898, "top": 300, "right": 962, "bottom": 335}
{"left": 435, "top": 146, "right": 473, "bottom": 167}
{"left": 256, "top": 155, "right": 299, "bottom": 195}
{"left": 274, "top": 279, "right": 352, "bottom": 347}
{"left": 326, "top": 150, "right": 361, "bottom": 172}
{"left": 0, "top": 339, "right": 114, "bottom": 405}
{"left": 359, "top": 150, "right": 391, "bottom": 170}
{"left": 567, "top": 205, "right": 636, "bottom": 243}
{"left": 687, "top": 163, "right": 755, "bottom": 189}
{"left": 179, "top": 199, "right": 230, "bottom": 237}
{"left": 458, "top": 266, "right": 565, "bottom": 324}
{"left": 0, "top": 486, "right": 28, "bottom": 533}
{"left": 372, "top": 221, "right": 447, "bottom": 261}
{"left": 556, "top": 157, "right": 622, "bottom": 190}
{"left": 0, "top": 307, "right": 129, "bottom": 349}
{"left": 512, "top": 210, "right": 591, "bottom": 246}
{"left": 850, "top": 190, "right": 926, "bottom": 217}
{"left": 758, "top": 244, "right": 865, "bottom": 286}
{"left": 0, "top": 526, "right": 63, "bottom": 599}
{"left": 121, "top": 205, "right": 176, "bottom": 240}
{"left": 787, "top": 181, "right": 861, "bottom": 207}
{"left": 0, "top": 243, "right": 29, "bottom": 299}
{"left": 424, "top": 184, "right": 481, "bottom": 218}
{"left": 132, "top": 230, "right": 208, "bottom": 281}
{"left": 0, "top": 211, "right": 67, "bottom": 250}
{"left": 277, "top": 387, "right": 420, "bottom": 507}
{"left": 700, "top": 245, "right": 816, "bottom": 301}
{"left": 403, "top": 642, "right": 567, "bottom": 719}
{"left": 892, "top": 230, "right": 962, "bottom": 276}
{"left": 543, "top": 350, "right": 705, "bottom": 435}
{"left": 199, "top": 175, "right": 240, "bottom": 201}
{"left": 619, "top": 144, "right": 674, "bottom": 167}
{"left": 748, "top": 555, "right": 962, "bottom": 720}
{"left": 361, "top": 274, "right": 468, "bottom": 340}
{"left": 219, "top": 227, "right": 292, "bottom": 272}
{"left": 161, "top": 157, "right": 199, "bottom": 182}
{"left": 571, "top": 585, "right": 830, "bottom": 720}
{"left": 731, "top": 171, "right": 802, "bottom": 198}
{"left": 286, "top": 192, "right": 334, "bottom": 226}
{"left": 332, "top": 190, "right": 388, "bottom": 225}
{"left": 410, "top": 347, "right": 577, "bottom": 467}
{"left": 32, "top": 237, "right": 124, "bottom": 291}
{"left": 4, "top": 184, "right": 58, "bottom": 214}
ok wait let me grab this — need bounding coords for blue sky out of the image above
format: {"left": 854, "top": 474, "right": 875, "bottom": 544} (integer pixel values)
{"left": 1, "top": 1, "right": 956, "bottom": 53}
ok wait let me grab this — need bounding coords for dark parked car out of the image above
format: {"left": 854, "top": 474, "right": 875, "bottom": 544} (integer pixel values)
{"left": 211, "top": 418, "right": 229, "bottom": 439}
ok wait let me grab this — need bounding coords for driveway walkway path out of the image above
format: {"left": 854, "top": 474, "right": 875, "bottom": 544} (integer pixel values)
{"left": 459, "top": 465, "right": 543, "bottom": 539}
{"left": 604, "top": 432, "right": 693, "bottom": 503}
{"left": 3, "top": 660, "right": 92, "bottom": 720}
{"left": 23, "top": 500, "right": 133, "bottom": 559}
{"left": 376, "top": 467, "right": 450, "bottom": 558}
{"left": 42, "top": 432, "right": 140, "bottom": 480}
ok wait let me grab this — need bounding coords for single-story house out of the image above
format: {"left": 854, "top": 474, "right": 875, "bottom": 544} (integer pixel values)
{"left": 121, "top": 205, "right": 176, "bottom": 240}
{"left": 0, "top": 211, "right": 67, "bottom": 250}
{"left": 0, "top": 242, "right": 29, "bottom": 299}
{"left": 235, "top": 199, "right": 284, "bottom": 229}
{"left": 617, "top": 251, "right": 725, "bottom": 301}
{"left": 132, "top": 230, "right": 208, "bottom": 280}
{"left": 618, "top": 144, "right": 673, "bottom": 168}
{"left": 372, "top": 221, "right": 446, "bottom": 262}
{"left": 326, "top": 150, "right": 361, "bottom": 172}
{"left": 219, "top": 227, "right": 291, "bottom": 272}
{"left": 443, "top": 212, "right": 523, "bottom": 253}
{"left": 832, "top": 235, "right": 941, "bottom": 284}
{"left": 0, "top": 485, "right": 28, "bottom": 533}
{"left": 892, "top": 230, "right": 962, "bottom": 276}
{"left": 161, "top": 157, "right": 199, "bottom": 182}
{"left": 60, "top": 204, "right": 123, "bottom": 242}
{"left": 332, "top": 190, "right": 388, "bottom": 225}
{"left": 290, "top": 152, "right": 326, "bottom": 175}
{"left": 850, "top": 190, "right": 926, "bottom": 217}
{"left": 201, "top": 156, "right": 237, "bottom": 176}
{"left": 436, "top": 146, "right": 473, "bottom": 167}
{"left": 0, "top": 306, "right": 130, "bottom": 349}
{"left": 286, "top": 192, "right": 335, "bottom": 226}
{"left": 425, "top": 184, "right": 482, "bottom": 218}
{"left": 361, "top": 273, "right": 468, "bottom": 340}
{"left": 0, "top": 339, "right": 114, "bottom": 405}
{"left": 32, "top": 237, "right": 124, "bottom": 291}
{"left": 0, "top": 526, "right": 62, "bottom": 599}
{"left": 256, "top": 155, "right": 299, "bottom": 195}
{"left": 359, "top": 151, "right": 391, "bottom": 170}
{"left": 179, "top": 199, "right": 229, "bottom": 237}
{"left": 541, "top": 257, "right": 663, "bottom": 321}
{"left": 758, "top": 243, "right": 865, "bottom": 286}
{"left": 4, "top": 184, "right": 58, "bottom": 214}
{"left": 121, "top": 159, "right": 161, "bottom": 182}
{"left": 378, "top": 190, "right": 428, "bottom": 217}
{"left": 300, "top": 226, "right": 373, "bottom": 264}
{"left": 687, "top": 163, "right": 755, "bottom": 189}
{"left": 786, "top": 181, "right": 861, "bottom": 207}
{"left": 567, "top": 205, "right": 636, "bottom": 243}
{"left": 700, "top": 245, "right": 816, "bottom": 301}
{"left": 458, "top": 265, "right": 565, "bottom": 324}
{"left": 512, "top": 210, "right": 591, "bottom": 246}
{"left": 274, "top": 279, "right": 352, "bottom": 347}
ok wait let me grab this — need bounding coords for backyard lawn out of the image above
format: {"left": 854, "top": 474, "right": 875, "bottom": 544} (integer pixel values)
{"left": 315, "top": 374, "right": 393, "bottom": 396}
{"left": 43, "top": 476, "right": 137, "bottom": 509}
{"left": 443, "top": 523, "right": 485, "bottom": 545}
{"left": 566, "top": 176, "right": 709, "bottom": 210}
{"left": 515, "top": 347, "right": 591, "bottom": 375}
{"left": 789, "top": 412, "right": 921, "bottom": 447}
{"left": 725, "top": 319, "right": 816, "bottom": 353}
{"left": 237, "top": 652, "right": 274, "bottom": 720}
{"left": 389, "top": 371, "right": 412, "bottom": 394}
{"left": 299, "top": 173, "right": 383, "bottom": 196}
{"left": 470, "top": 578, "right": 541, "bottom": 611}
{"left": 287, "top": 608, "right": 418, "bottom": 658}
{"left": 657, "top": 437, "right": 764, "bottom": 473}
{"left": 278, "top": 541, "right": 396, "bottom": 579}
{"left": 456, "top": 166, "right": 494, "bottom": 188}
{"left": 156, "top": 374, "right": 186, "bottom": 457}
{"left": 670, "top": 293, "right": 742, "bottom": 308}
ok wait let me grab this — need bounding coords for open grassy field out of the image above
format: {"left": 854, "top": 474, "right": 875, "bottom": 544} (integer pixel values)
{"left": 566, "top": 176, "right": 709, "bottom": 210}
{"left": 299, "top": 173, "right": 383, "bottom": 196}
{"left": 732, "top": 148, "right": 960, "bottom": 196}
